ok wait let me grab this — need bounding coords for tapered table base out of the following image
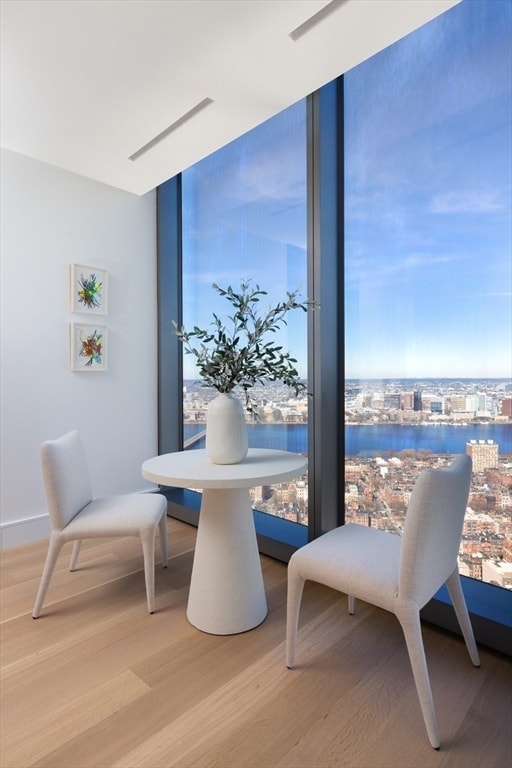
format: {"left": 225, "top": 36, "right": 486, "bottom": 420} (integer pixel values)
{"left": 187, "top": 488, "right": 267, "bottom": 634}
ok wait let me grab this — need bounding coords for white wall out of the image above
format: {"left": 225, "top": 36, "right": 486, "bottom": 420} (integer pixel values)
{"left": 0, "top": 148, "right": 160, "bottom": 548}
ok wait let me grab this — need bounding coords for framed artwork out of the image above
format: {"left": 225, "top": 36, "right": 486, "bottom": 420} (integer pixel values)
{"left": 70, "top": 264, "right": 108, "bottom": 315}
{"left": 70, "top": 323, "right": 108, "bottom": 372}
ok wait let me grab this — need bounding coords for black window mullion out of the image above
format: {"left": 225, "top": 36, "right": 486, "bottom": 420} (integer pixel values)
{"left": 307, "top": 79, "right": 344, "bottom": 541}
{"left": 157, "top": 177, "right": 183, "bottom": 456}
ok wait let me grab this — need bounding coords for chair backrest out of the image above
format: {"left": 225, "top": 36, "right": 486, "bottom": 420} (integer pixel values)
{"left": 399, "top": 454, "right": 472, "bottom": 608}
{"left": 40, "top": 430, "right": 93, "bottom": 531}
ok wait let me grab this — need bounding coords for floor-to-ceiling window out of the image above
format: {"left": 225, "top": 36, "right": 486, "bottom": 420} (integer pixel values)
{"left": 158, "top": 0, "right": 510, "bottom": 648}
{"left": 181, "top": 101, "right": 307, "bottom": 465}
{"left": 162, "top": 100, "right": 311, "bottom": 553}
{"left": 344, "top": 0, "right": 512, "bottom": 601}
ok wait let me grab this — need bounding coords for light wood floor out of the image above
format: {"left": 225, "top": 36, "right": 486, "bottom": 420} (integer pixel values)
{"left": 1, "top": 517, "right": 511, "bottom": 768}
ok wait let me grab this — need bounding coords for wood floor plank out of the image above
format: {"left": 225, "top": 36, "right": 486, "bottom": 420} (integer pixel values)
{"left": 1, "top": 519, "right": 510, "bottom": 768}
{"left": 1, "top": 670, "right": 150, "bottom": 768}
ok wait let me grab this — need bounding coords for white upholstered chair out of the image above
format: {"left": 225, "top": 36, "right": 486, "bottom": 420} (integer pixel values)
{"left": 286, "top": 454, "right": 480, "bottom": 749}
{"left": 33, "top": 430, "right": 168, "bottom": 617}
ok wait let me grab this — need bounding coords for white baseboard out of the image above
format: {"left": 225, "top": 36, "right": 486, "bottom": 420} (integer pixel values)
{"left": 0, "top": 514, "right": 51, "bottom": 550}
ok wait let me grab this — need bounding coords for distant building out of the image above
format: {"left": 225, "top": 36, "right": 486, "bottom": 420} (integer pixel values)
{"left": 466, "top": 440, "right": 499, "bottom": 472}
{"left": 450, "top": 394, "right": 467, "bottom": 412}
{"left": 502, "top": 397, "right": 512, "bottom": 417}
{"left": 481, "top": 560, "right": 512, "bottom": 588}
{"left": 466, "top": 394, "right": 480, "bottom": 414}
{"left": 401, "top": 392, "right": 414, "bottom": 410}
{"left": 384, "top": 393, "right": 401, "bottom": 410}
{"left": 295, "top": 480, "right": 308, "bottom": 504}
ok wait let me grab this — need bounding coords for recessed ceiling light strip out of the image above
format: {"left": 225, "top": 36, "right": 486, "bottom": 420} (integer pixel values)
{"left": 289, "top": 0, "right": 349, "bottom": 42}
{"left": 129, "top": 97, "right": 214, "bottom": 161}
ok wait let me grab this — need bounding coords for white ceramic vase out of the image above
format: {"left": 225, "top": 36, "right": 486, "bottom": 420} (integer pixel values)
{"left": 205, "top": 392, "right": 248, "bottom": 464}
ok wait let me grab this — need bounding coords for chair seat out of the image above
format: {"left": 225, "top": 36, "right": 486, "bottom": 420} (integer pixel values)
{"left": 291, "top": 523, "right": 402, "bottom": 612}
{"left": 62, "top": 493, "right": 167, "bottom": 539}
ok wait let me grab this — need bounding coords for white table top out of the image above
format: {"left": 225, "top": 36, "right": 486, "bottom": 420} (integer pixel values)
{"left": 142, "top": 448, "right": 307, "bottom": 490}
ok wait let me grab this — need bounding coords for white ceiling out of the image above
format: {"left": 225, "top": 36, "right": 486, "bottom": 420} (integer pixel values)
{"left": 1, "top": 0, "right": 460, "bottom": 196}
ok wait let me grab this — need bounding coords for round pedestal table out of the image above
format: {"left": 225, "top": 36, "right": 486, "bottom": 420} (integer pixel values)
{"left": 142, "top": 448, "right": 307, "bottom": 635}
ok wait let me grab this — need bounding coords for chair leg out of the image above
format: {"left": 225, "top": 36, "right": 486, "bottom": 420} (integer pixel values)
{"left": 445, "top": 570, "right": 480, "bottom": 667}
{"left": 69, "top": 540, "right": 82, "bottom": 571}
{"left": 159, "top": 512, "right": 168, "bottom": 568}
{"left": 348, "top": 595, "right": 356, "bottom": 614}
{"left": 140, "top": 527, "right": 157, "bottom": 614}
{"left": 33, "top": 536, "right": 65, "bottom": 618}
{"left": 397, "top": 607, "right": 440, "bottom": 749}
{"left": 286, "top": 556, "right": 306, "bottom": 669}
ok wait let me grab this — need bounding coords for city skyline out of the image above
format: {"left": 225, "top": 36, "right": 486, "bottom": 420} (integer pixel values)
{"left": 181, "top": 0, "right": 511, "bottom": 381}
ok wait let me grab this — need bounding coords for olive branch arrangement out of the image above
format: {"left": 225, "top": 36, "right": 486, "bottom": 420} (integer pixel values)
{"left": 173, "top": 281, "right": 307, "bottom": 413}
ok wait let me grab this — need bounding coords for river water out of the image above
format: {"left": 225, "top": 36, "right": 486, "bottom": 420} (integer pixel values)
{"left": 184, "top": 422, "right": 512, "bottom": 456}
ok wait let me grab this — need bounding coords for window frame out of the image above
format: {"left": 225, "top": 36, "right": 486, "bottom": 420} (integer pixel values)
{"left": 156, "top": 80, "right": 511, "bottom": 656}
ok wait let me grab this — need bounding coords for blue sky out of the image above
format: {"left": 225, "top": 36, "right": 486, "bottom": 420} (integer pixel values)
{"left": 344, "top": 0, "right": 511, "bottom": 379}
{"left": 181, "top": 99, "right": 308, "bottom": 378}
{"left": 181, "top": 0, "right": 511, "bottom": 381}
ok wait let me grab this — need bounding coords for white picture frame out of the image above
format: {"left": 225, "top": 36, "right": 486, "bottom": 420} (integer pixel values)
{"left": 70, "top": 323, "right": 108, "bottom": 372}
{"left": 69, "top": 264, "right": 108, "bottom": 315}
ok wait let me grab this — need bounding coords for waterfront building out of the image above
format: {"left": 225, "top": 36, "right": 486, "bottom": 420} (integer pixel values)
{"left": 450, "top": 394, "right": 467, "bottom": 412}
{"left": 400, "top": 392, "right": 414, "bottom": 410}
{"left": 430, "top": 397, "right": 444, "bottom": 414}
{"left": 384, "top": 393, "right": 401, "bottom": 410}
